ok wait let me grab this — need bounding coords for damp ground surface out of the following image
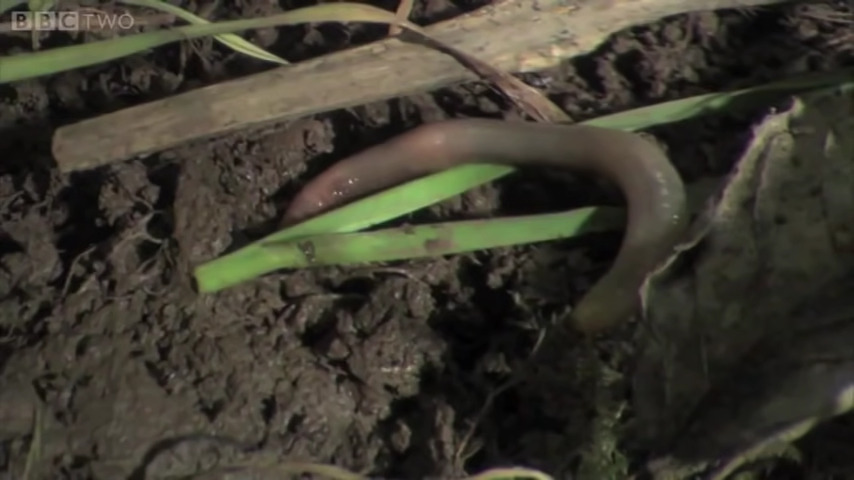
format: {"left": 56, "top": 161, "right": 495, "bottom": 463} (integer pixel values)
{"left": 1, "top": 1, "right": 853, "bottom": 478}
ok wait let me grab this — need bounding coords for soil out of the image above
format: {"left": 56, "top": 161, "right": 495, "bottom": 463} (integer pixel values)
{"left": 1, "top": 0, "right": 853, "bottom": 479}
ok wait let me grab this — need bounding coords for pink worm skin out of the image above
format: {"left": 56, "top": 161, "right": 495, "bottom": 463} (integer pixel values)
{"left": 283, "top": 119, "right": 687, "bottom": 334}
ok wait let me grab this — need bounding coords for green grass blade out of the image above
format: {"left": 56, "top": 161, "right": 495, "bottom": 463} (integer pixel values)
{"left": 118, "top": 0, "right": 289, "bottom": 65}
{"left": 0, "top": 0, "right": 24, "bottom": 14}
{"left": 263, "top": 207, "right": 623, "bottom": 267}
{"left": 585, "top": 69, "right": 854, "bottom": 130}
{"left": 266, "top": 164, "right": 513, "bottom": 241}
{"left": 22, "top": 405, "right": 43, "bottom": 480}
{"left": 0, "top": 2, "right": 417, "bottom": 83}
{"left": 194, "top": 207, "right": 623, "bottom": 291}
{"left": 194, "top": 164, "right": 512, "bottom": 291}
{"left": 26, "top": 0, "right": 52, "bottom": 11}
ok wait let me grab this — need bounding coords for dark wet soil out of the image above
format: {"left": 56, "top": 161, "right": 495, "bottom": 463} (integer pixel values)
{"left": 1, "top": 1, "right": 853, "bottom": 479}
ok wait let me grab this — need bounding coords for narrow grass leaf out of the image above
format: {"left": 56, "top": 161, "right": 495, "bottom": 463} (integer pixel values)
{"left": 0, "top": 2, "right": 420, "bottom": 83}
{"left": 180, "top": 463, "right": 551, "bottom": 480}
{"left": 260, "top": 207, "right": 623, "bottom": 268}
{"left": 118, "top": 0, "right": 289, "bottom": 65}
{"left": 183, "top": 462, "right": 367, "bottom": 480}
{"left": 585, "top": 69, "right": 854, "bottom": 131}
{"left": 0, "top": 0, "right": 24, "bottom": 14}
{"left": 194, "top": 207, "right": 623, "bottom": 292}
{"left": 266, "top": 164, "right": 513, "bottom": 241}
{"left": 465, "top": 468, "right": 555, "bottom": 480}
{"left": 194, "top": 164, "right": 512, "bottom": 291}
{"left": 26, "top": 0, "right": 52, "bottom": 11}
{"left": 22, "top": 405, "right": 43, "bottom": 480}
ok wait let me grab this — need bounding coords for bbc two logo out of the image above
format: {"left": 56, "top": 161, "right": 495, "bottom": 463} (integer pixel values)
{"left": 10, "top": 11, "right": 135, "bottom": 31}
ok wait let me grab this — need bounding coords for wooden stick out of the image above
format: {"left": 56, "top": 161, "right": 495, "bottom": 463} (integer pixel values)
{"left": 52, "top": 0, "right": 793, "bottom": 172}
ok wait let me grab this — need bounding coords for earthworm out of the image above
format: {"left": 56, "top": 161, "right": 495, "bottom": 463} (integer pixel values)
{"left": 283, "top": 119, "right": 687, "bottom": 333}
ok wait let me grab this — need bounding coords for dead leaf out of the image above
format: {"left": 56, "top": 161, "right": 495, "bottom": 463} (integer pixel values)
{"left": 632, "top": 85, "right": 854, "bottom": 479}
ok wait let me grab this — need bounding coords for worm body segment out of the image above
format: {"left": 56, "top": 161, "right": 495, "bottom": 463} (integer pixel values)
{"left": 284, "top": 119, "right": 687, "bottom": 333}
